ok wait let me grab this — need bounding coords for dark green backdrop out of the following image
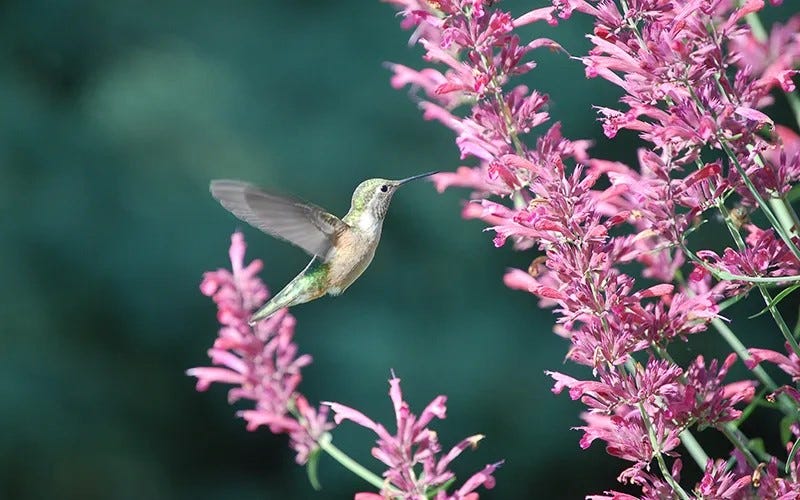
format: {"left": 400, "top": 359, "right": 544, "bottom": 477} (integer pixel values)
{"left": 2, "top": 1, "right": 796, "bottom": 499}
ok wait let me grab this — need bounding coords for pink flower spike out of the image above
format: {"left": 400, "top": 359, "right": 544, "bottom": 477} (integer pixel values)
{"left": 331, "top": 375, "right": 501, "bottom": 499}
{"left": 381, "top": 0, "right": 796, "bottom": 496}
{"left": 189, "top": 232, "right": 333, "bottom": 465}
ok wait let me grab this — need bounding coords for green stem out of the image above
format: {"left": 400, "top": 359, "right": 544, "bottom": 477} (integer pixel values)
{"left": 714, "top": 194, "right": 746, "bottom": 248}
{"left": 317, "top": 435, "right": 393, "bottom": 492}
{"left": 681, "top": 242, "right": 800, "bottom": 284}
{"left": 758, "top": 287, "right": 800, "bottom": 359}
{"left": 638, "top": 403, "right": 692, "bottom": 500}
{"left": 652, "top": 329, "right": 782, "bottom": 470}
{"left": 673, "top": 268, "right": 798, "bottom": 417}
{"left": 678, "top": 429, "right": 710, "bottom": 471}
{"left": 743, "top": 12, "right": 767, "bottom": 42}
{"left": 710, "top": 317, "right": 798, "bottom": 416}
{"left": 786, "top": 92, "right": 800, "bottom": 131}
{"left": 699, "top": 82, "right": 800, "bottom": 261}
{"left": 711, "top": 318, "right": 777, "bottom": 392}
{"left": 720, "top": 424, "right": 760, "bottom": 469}
{"left": 653, "top": 344, "right": 752, "bottom": 469}
{"left": 684, "top": 46, "right": 800, "bottom": 358}
{"left": 688, "top": 72, "right": 800, "bottom": 261}
{"left": 770, "top": 197, "right": 799, "bottom": 239}
{"left": 748, "top": 146, "right": 800, "bottom": 238}
{"left": 682, "top": 219, "right": 800, "bottom": 368}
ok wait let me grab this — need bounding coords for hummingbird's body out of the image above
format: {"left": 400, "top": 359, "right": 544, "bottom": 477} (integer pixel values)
{"left": 210, "top": 172, "right": 435, "bottom": 325}
{"left": 249, "top": 223, "right": 379, "bottom": 322}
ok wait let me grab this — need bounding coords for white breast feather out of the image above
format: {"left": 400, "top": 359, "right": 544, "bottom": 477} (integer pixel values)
{"left": 358, "top": 212, "right": 378, "bottom": 232}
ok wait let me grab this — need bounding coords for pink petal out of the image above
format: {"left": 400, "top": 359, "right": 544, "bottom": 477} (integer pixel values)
{"left": 438, "top": 435, "right": 484, "bottom": 471}
{"left": 637, "top": 284, "right": 674, "bottom": 298}
{"left": 229, "top": 232, "right": 246, "bottom": 274}
{"left": 777, "top": 70, "right": 798, "bottom": 92}
{"left": 503, "top": 268, "right": 537, "bottom": 293}
{"left": 324, "top": 402, "right": 380, "bottom": 432}
{"left": 388, "top": 377, "right": 404, "bottom": 417}
{"left": 513, "top": 7, "right": 556, "bottom": 27}
{"left": 532, "top": 285, "right": 567, "bottom": 301}
{"left": 186, "top": 367, "right": 246, "bottom": 390}
{"left": 208, "top": 348, "right": 249, "bottom": 374}
{"left": 239, "top": 409, "right": 300, "bottom": 433}
{"left": 746, "top": 347, "right": 800, "bottom": 377}
{"left": 724, "top": 0, "right": 765, "bottom": 30}
{"left": 455, "top": 461, "right": 504, "bottom": 495}
{"left": 546, "top": 371, "right": 579, "bottom": 394}
{"left": 199, "top": 274, "right": 220, "bottom": 296}
{"left": 734, "top": 106, "right": 773, "bottom": 126}
{"left": 417, "top": 395, "right": 447, "bottom": 428}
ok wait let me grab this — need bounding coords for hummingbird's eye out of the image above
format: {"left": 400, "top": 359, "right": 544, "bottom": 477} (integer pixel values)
{"left": 380, "top": 185, "right": 389, "bottom": 193}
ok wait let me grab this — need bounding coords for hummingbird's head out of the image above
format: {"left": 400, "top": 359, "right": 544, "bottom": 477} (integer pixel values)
{"left": 349, "top": 172, "right": 438, "bottom": 223}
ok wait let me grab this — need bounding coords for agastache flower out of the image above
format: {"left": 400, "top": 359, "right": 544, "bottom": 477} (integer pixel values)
{"left": 730, "top": 14, "right": 800, "bottom": 93}
{"left": 386, "top": 0, "right": 793, "bottom": 497}
{"left": 571, "top": 0, "right": 800, "bottom": 213}
{"left": 747, "top": 342, "right": 800, "bottom": 381}
{"left": 327, "top": 375, "right": 502, "bottom": 500}
{"left": 694, "top": 459, "right": 751, "bottom": 499}
{"left": 188, "top": 232, "right": 333, "bottom": 465}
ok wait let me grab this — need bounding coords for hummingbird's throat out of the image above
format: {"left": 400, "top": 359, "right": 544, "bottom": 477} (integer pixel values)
{"left": 357, "top": 211, "right": 380, "bottom": 232}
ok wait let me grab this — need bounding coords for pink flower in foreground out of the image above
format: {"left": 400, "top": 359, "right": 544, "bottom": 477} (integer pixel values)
{"left": 386, "top": 0, "right": 798, "bottom": 497}
{"left": 188, "top": 232, "right": 333, "bottom": 464}
{"left": 730, "top": 14, "right": 800, "bottom": 93}
{"left": 694, "top": 459, "right": 751, "bottom": 498}
{"left": 747, "top": 342, "right": 800, "bottom": 381}
{"left": 327, "top": 376, "right": 502, "bottom": 499}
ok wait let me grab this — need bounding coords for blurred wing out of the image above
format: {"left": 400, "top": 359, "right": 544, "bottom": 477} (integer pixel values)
{"left": 210, "top": 180, "right": 346, "bottom": 260}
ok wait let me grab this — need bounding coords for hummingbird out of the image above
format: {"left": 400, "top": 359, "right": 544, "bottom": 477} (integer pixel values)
{"left": 209, "top": 172, "right": 438, "bottom": 325}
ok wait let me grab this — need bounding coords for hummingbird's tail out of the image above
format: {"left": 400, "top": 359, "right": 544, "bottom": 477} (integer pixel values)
{"left": 248, "top": 258, "right": 326, "bottom": 326}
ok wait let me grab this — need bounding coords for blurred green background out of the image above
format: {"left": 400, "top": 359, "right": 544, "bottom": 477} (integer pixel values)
{"left": 2, "top": 1, "right": 797, "bottom": 499}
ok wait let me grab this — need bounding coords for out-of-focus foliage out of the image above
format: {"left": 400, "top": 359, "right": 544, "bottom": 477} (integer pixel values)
{"left": 2, "top": 1, "right": 795, "bottom": 499}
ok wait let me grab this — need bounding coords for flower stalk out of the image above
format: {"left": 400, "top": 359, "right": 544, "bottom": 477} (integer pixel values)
{"left": 385, "top": 0, "right": 800, "bottom": 496}
{"left": 191, "top": 233, "right": 500, "bottom": 499}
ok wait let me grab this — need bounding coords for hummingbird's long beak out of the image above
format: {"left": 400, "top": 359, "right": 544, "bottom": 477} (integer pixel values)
{"left": 397, "top": 171, "right": 439, "bottom": 185}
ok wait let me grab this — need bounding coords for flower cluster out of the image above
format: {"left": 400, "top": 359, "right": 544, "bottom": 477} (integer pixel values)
{"left": 328, "top": 376, "right": 502, "bottom": 500}
{"left": 385, "top": 0, "right": 800, "bottom": 497}
{"left": 187, "top": 232, "right": 333, "bottom": 464}
{"left": 191, "top": 233, "right": 500, "bottom": 498}
{"left": 561, "top": 0, "right": 800, "bottom": 284}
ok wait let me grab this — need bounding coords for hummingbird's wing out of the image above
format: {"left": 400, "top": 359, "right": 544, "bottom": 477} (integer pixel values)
{"left": 210, "top": 180, "right": 347, "bottom": 261}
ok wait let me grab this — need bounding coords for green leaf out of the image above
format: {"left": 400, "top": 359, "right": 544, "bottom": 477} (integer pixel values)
{"left": 755, "top": 123, "right": 776, "bottom": 143}
{"left": 717, "top": 293, "right": 747, "bottom": 313}
{"left": 787, "top": 439, "right": 800, "bottom": 474}
{"left": 780, "top": 415, "right": 795, "bottom": 445}
{"left": 749, "top": 284, "right": 800, "bottom": 319}
{"left": 794, "top": 303, "right": 800, "bottom": 337}
{"left": 749, "top": 437, "right": 767, "bottom": 457}
{"left": 787, "top": 184, "right": 800, "bottom": 204}
{"left": 306, "top": 446, "right": 323, "bottom": 491}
